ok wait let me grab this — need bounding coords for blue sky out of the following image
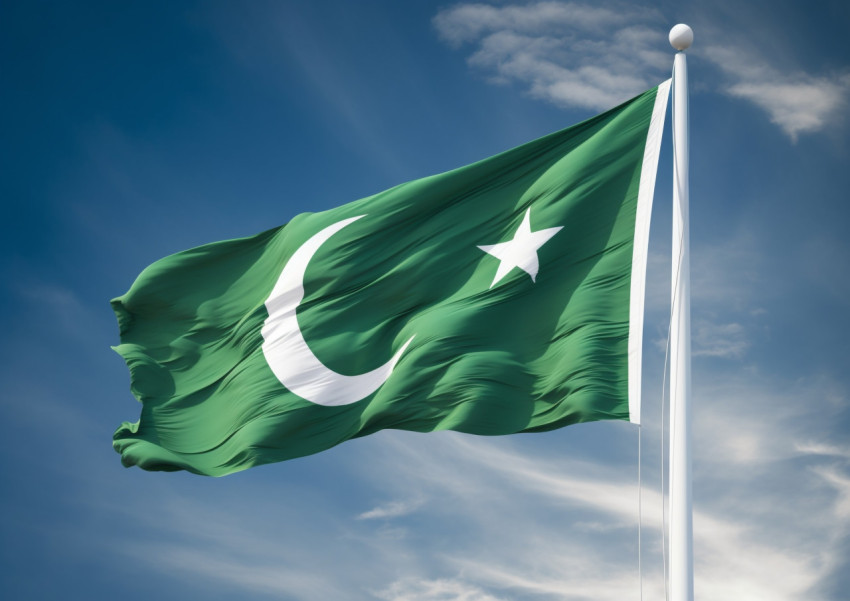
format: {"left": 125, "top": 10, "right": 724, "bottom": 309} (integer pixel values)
{"left": 2, "top": 1, "right": 849, "bottom": 599}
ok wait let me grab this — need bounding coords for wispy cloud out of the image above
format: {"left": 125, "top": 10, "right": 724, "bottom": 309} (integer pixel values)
{"left": 357, "top": 498, "right": 425, "bottom": 520}
{"left": 703, "top": 44, "right": 850, "bottom": 141}
{"left": 376, "top": 578, "right": 507, "bottom": 601}
{"left": 796, "top": 442, "right": 850, "bottom": 460}
{"left": 433, "top": 2, "right": 668, "bottom": 111}
{"left": 693, "top": 321, "right": 748, "bottom": 358}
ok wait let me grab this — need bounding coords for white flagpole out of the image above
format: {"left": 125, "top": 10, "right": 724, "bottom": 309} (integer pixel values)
{"left": 669, "top": 23, "right": 694, "bottom": 601}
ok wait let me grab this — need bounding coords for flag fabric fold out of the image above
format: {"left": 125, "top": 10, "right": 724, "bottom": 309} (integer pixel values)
{"left": 112, "top": 82, "right": 670, "bottom": 476}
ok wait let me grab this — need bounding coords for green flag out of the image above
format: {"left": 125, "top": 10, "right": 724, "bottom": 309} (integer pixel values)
{"left": 113, "top": 82, "right": 670, "bottom": 476}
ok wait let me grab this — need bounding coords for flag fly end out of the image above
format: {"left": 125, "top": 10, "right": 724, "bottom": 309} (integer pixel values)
{"left": 112, "top": 83, "right": 675, "bottom": 476}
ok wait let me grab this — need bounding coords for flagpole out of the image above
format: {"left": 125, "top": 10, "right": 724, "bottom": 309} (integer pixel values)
{"left": 669, "top": 23, "right": 694, "bottom": 601}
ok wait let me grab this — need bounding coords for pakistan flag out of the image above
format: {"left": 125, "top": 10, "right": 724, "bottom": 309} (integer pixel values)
{"left": 113, "top": 82, "right": 670, "bottom": 476}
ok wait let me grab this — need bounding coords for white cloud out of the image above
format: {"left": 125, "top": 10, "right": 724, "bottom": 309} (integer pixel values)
{"left": 447, "top": 551, "right": 652, "bottom": 601}
{"left": 693, "top": 321, "right": 748, "bottom": 358}
{"left": 703, "top": 44, "right": 850, "bottom": 141}
{"left": 376, "top": 578, "right": 507, "bottom": 601}
{"left": 434, "top": 2, "right": 668, "bottom": 111}
{"left": 433, "top": 2, "right": 633, "bottom": 46}
{"left": 357, "top": 498, "right": 425, "bottom": 520}
{"left": 796, "top": 442, "right": 850, "bottom": 460}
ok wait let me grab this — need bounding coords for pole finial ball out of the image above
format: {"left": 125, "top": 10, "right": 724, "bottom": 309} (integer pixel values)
{"left": 669, "top": 24, "right": 694, "bottom": 51}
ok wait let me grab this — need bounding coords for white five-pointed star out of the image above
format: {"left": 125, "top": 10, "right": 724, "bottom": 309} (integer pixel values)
{"left": 478, "top": 208, "right": 563, "bottom": 288}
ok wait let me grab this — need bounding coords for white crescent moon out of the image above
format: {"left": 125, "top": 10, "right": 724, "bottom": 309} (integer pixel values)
{"left": 261, "top": 215, "right": 414, "bottom": 406}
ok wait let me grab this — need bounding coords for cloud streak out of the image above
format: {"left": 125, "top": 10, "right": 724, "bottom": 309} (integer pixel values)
{"left": 703, "top": 44, "right": 850, "bottom": 141}
{"left": 357, "top": 498, "right": 425, "bottom": 520}
{"left": 376, "top": 578, "right": 507, "bottom": 601}
{"left": 434, "top": 2, "right": 668, "bottom": 111}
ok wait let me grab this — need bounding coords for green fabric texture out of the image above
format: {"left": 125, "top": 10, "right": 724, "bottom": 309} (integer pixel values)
{"left": 113, "top": 86, "right": 662, "bottom": 476}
